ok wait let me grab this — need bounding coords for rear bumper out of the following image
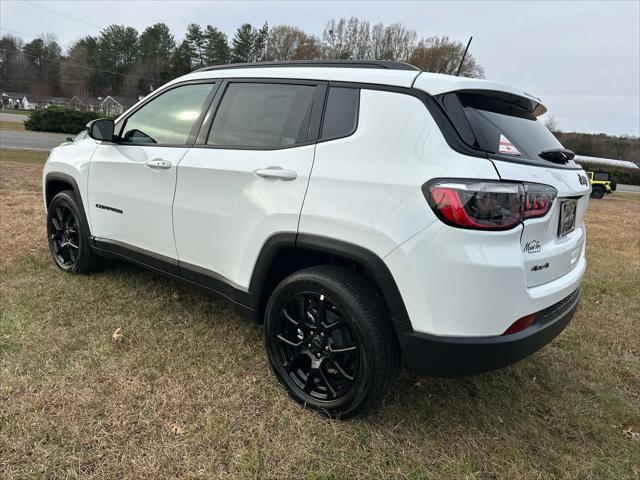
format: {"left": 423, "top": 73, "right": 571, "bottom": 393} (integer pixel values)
{"left": 395, "top": 288, "right": 580, "bottom": 377}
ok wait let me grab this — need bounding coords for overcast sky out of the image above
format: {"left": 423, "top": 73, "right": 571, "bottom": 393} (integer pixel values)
{"left": 1, "top": 0, "right": 639, "bottom": 136}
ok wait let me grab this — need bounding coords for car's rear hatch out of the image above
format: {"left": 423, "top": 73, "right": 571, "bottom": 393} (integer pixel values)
{"left": 436, "top": 89, "right": 590, "bottom": 287}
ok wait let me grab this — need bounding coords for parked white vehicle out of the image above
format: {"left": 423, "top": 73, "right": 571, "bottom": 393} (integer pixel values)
{"left": 43, "top": 61, "right": 590, "bottom": 417}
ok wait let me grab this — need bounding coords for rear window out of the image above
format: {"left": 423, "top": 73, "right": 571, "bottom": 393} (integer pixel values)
{"left": 594, "top": 172, "right": 610, "bottom": 181}
{"left": 439, "top": 92, "right": 563, "bottom": 160}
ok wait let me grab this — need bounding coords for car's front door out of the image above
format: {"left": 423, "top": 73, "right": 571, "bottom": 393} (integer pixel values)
{"left": 173, "top": 80, "right": 325, "bottom": 292}
{"left": 88, "top": 82, "right": 216, "bottom": 264}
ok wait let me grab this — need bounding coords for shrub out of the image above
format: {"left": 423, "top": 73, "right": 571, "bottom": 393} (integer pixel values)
{"left": 24, "top": 106, "right": 100, "bottom": 134}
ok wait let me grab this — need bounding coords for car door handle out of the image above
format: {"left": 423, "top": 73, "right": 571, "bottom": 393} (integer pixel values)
{"left": 144, "top": 159, "right": 171, "bottom": 170}
{"left": 255, "top": 167, "right": 297, "bottom": 181}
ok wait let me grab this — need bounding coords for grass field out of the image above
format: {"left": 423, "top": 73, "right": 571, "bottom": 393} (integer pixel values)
{"left": 0, "top": 120, "right": 26, "bottom": 132}
{"left": 0, "top": 109, "right": 30, "bottom": 115}
{"left": 1, "top": 148, "right": 639, "bottom": 479}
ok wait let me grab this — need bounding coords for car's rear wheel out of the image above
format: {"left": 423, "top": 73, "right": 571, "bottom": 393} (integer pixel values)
{"left": 47, "top": 190, "right": 103, "bottom": 273}
{"left": 591, "top": 185, "right": 605, "bottom": 199}
{"left": 264, "top": 266, "right": 398, "bottom": 418}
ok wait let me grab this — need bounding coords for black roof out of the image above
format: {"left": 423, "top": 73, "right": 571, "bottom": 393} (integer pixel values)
{"left": 194, "top": 60, "right": 420, "bottom": 73}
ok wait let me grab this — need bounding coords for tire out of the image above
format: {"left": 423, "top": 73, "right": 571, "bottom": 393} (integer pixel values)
{"left": 591, "top": 186, "right": 605, "bottom": 199}
{"left": 47, "top": 190, "right": 103, "bottom": 273}
{"left": 264, "top": 265, "right": 399, "bottom": 419}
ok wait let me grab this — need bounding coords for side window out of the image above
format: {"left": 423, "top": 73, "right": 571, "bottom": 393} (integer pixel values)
{"left": 207, "top": 82, "right": 316, "bottom": 148}
{"left": 121, "top": 83, "right": 213, "bottom": 145}
{"left": 321, "top": 87, "right": 359, "bottom": 140}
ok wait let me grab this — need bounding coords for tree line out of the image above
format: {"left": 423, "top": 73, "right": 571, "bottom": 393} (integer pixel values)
{"left": 553, "top": 131, "right": 639, "bottom": 164}
{"left": 0, "top": 18, "right": 483, "bottom": 99}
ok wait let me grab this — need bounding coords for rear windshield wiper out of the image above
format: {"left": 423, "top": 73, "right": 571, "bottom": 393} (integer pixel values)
{"left": 538, "top": 148, "right": 575, "bottom": 163}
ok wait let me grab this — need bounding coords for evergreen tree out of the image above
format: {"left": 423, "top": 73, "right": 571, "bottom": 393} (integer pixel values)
{"left": 170, "top": 40, "right": 193, "bottom": 77}
{"left": 231, "top": 24, "right": 254, "bottom": 63}
{"left": 252, "top": 23, "right": 268, "bottom": 62}
{"left": 139, "top": 23, "right": 176, "bottom": 87}
{"left": 185, "top": 23, "right": 205, "bottom": 68}
{"left": 203, "top": 26, "right": 230, "bottom": 66}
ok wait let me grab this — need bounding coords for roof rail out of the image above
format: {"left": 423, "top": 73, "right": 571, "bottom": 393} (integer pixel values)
{"left": 193, "top": 60, "right": 420, "bottom": 73}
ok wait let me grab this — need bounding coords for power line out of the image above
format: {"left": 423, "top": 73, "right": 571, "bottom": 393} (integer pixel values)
{"left": 24, "top": 1, "right": 103, "bottom": 30}
{"left": 0, "top": 26, "right": 39, "bottom": 40}
{"left": 0, "top": 48, "right": 155, "bottom": 82}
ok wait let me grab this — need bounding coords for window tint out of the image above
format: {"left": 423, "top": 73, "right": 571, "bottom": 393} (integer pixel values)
{"left": 321, "top": 87, "right": 359, "bottom": 140}
{"left": 440, "top": 92, "right": 563, "bottom": 160}
{"left": 594, "top": 172, "right": 609, "bottom": 181}
{"left": 121, "top": 83, "right": 213, "bottom": 145}
{"left": 208, "top": 83, "right": 315, "bottom": 148}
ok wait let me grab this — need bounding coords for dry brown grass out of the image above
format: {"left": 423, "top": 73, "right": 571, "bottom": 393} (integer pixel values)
{"left": 1, "top": 151, "right": 639, "bottom": 479}
{"left": 0, "top": 120, "right": 26, "bottom": 132}
{"left": 0, "top": 151, "right": 47, "bottom": 268}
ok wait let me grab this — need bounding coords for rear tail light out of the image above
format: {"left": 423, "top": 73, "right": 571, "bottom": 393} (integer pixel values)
{"left": 423, "top": 179, "right": 556, "bottom": 230}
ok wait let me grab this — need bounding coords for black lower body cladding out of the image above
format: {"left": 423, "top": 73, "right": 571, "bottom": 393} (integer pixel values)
{"left": 394, "top": 289, "right": 580, "bottom": 377}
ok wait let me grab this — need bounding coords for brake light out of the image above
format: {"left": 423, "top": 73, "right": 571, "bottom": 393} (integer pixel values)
{"left": 424, "top": 180, "right": 556, "bottom": 230}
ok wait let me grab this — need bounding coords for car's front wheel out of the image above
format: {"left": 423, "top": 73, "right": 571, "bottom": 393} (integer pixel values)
{"left": 47, "top": 190, "right": 103, "bottom": 273}
{"left": 264, "top": 266, "right": 399, "bottom": 418}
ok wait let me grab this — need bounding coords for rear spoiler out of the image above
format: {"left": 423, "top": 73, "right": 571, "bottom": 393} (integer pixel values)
{"left": 453, "top": 89, "right": 547, "bottom": 117}
{"left": 413, "top": 73, "right": 547, "bottom": 116}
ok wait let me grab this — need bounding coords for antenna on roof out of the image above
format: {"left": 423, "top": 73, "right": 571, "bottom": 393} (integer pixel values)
{"left": 455, "top": 36, "right": 473, "bottom": 76}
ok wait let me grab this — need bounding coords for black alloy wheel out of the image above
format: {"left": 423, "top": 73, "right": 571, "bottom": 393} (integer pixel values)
{"left": 47, "top": 190, "right": 103, "bottom": 273}
{"left": 49, "top": 203, "right": 80, "bottom": 268}
{"left": 273, "top": 291, "right": 360, "bottom": 401}
{"left": 264, "top": 266, "right": 399, "bottom": 418}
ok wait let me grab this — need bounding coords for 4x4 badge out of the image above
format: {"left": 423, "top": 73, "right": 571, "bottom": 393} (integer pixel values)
{"left": 531, "top": 262, "right": 550, "bottom": 272}
{"left": 578, "top": 174, "right": 588, "bottom": 186}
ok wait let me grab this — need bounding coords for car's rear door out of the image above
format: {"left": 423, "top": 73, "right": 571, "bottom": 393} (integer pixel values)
{"left": 88, "top": 82, "right": 217, "bottom": 265}
{"left": 173, "top": 79, "right": 325, "bottom": 292}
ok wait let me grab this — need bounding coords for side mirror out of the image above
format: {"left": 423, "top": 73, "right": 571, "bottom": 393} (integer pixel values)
{"left": 87, "top": 118, "right": 115, "bottom": 142}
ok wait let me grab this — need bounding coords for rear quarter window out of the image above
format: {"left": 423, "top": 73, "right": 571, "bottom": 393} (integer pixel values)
{"left": 321, "top": 87, "right": 359, "bottom": 140}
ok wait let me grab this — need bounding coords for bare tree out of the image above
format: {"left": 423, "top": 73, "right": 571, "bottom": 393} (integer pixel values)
{"left": 408, "top": 36, "right": 484, "bottom": 78}
{"left": 322, "top": 18, "right": 350, "bottom": 59}
{"left": 544, "top": 116, "right": 559, "bottom": 132}
{"left": 322, "top": 18, "right": 416, "bottom": 61}
{"left": 265, "top": 25, "right": 320, "bottom": 61}
{"left": 345, "top": 17, "right": 371, "bottom": 59}
{"left": 371, "top": 23, "right": 416, "bottom": 61}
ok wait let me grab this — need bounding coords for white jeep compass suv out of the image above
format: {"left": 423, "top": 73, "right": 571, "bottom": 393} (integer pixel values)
{"left": 43, "top": 60, "right": 590, "bottom": 418}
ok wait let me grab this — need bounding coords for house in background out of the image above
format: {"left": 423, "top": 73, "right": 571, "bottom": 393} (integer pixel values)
{"left": 100, "top": 96, "right": 137, "bottom": 117}
{"left": 2, "top": 91, "right": 138, "bottom": 115}
{"left": 68, "top": 96, "right": 102, "bottom": 112}
{"left": 1, "top": 91, "right": 39, "bottom": 110}
{"left": 23, "top": 95, "right": 40, "bottom": 110}
{"left": 43, "top": 97, "right": 69, "bottom": 108}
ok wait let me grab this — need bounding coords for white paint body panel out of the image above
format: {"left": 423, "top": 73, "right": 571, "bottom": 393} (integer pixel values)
{"left": 42, "top": 138, "right": 98, "bottom": 219}
{"left": 173, "top": 145, "right": 315, "bottom": 288}
{"left": 88, "top": 144, "right": 188, "bottom": 259}
{"left": 385, "top": 221, "right": 586, "bottom": 336}
{"left": 299, "top": 89, "right": 500, "bottom": 259}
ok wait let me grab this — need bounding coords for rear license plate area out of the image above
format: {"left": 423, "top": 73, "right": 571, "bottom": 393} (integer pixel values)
{"left": 559, "top": 200, "right": 577, "bottom": 237}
